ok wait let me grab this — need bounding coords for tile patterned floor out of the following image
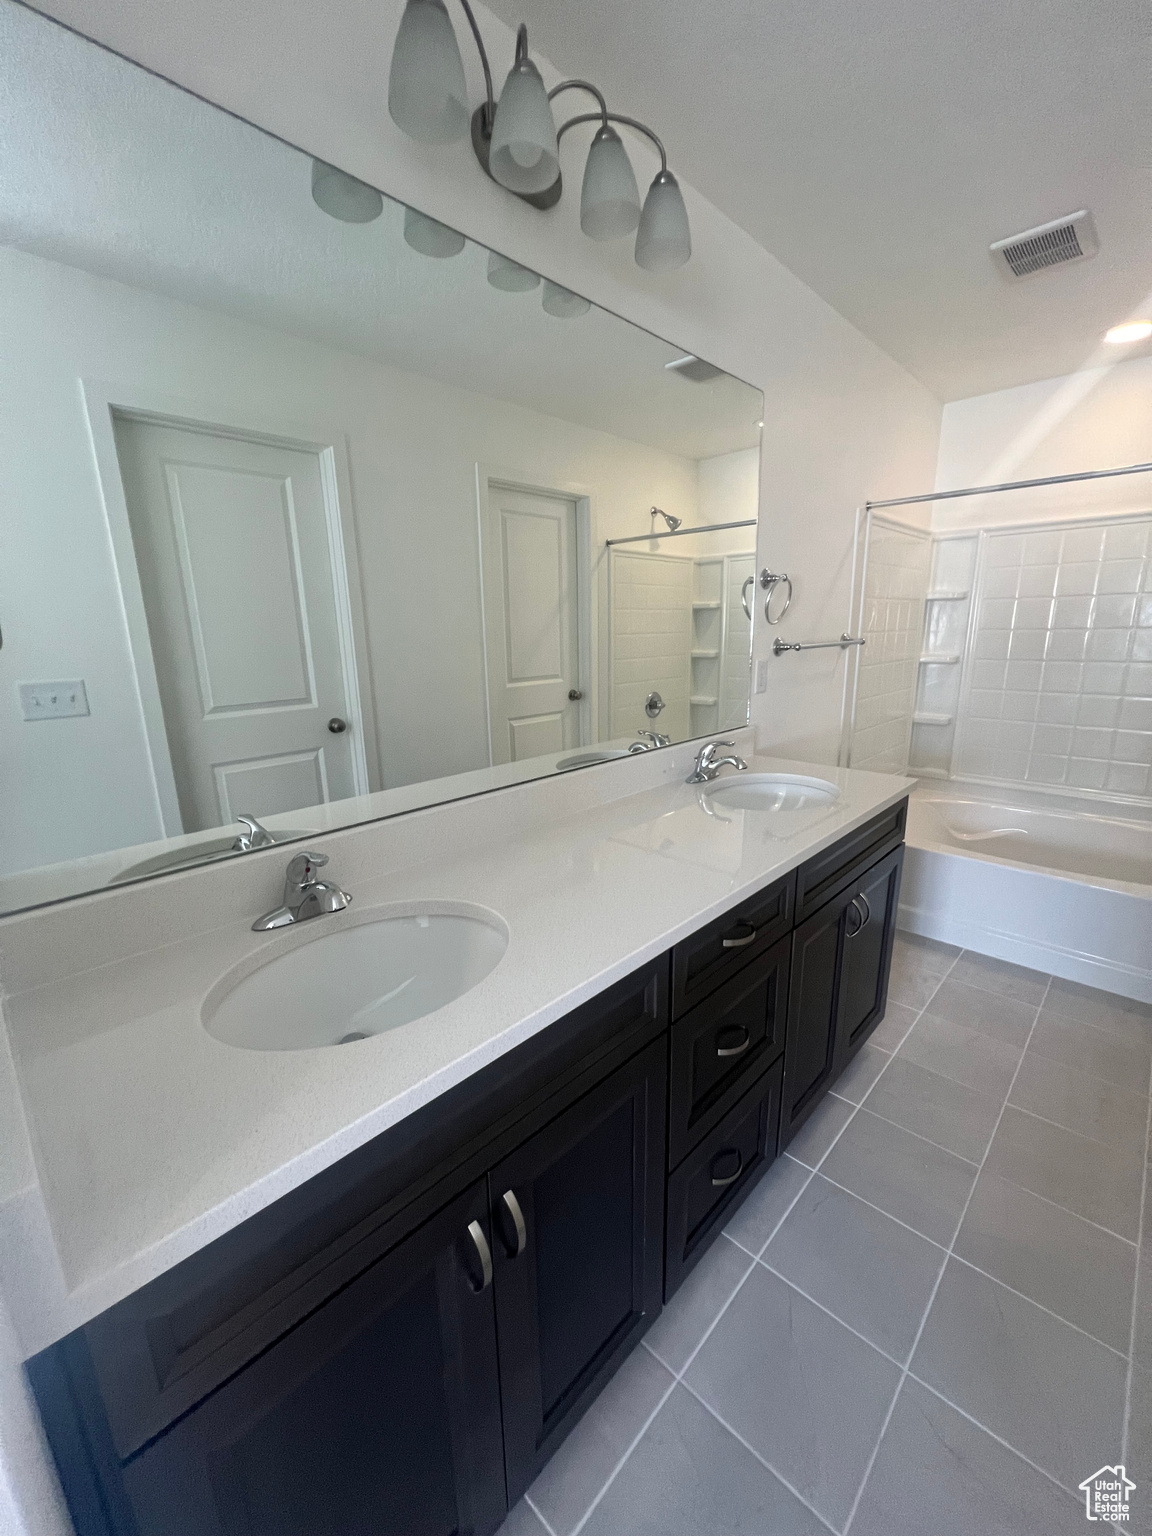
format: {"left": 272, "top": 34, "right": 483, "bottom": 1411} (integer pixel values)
{"left": 496, "top": 934, "right": 1152, "bottom": 1536}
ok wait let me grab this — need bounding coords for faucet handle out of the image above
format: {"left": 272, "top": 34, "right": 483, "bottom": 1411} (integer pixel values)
{"left": 285, "top": 850, "right": 328, "bottom": 884}
{"left": 233, "top": 813, "right": 275, "bottom": 851}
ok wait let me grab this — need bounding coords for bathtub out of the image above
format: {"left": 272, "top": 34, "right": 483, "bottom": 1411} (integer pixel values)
{"left": 901, "top": 780, "right": 1152, "bottom": 1003}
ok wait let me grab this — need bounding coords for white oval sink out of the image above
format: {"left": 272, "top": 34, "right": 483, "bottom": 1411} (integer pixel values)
{"left": 703, "top": 772, "right": 840, "bottom": 813}
{"left": 203, "top": 903, "right": 508, "bottom": 1051}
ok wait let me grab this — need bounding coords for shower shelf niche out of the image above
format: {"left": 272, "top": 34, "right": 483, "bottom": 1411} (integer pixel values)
{"left": 918, "top": 654, "right": 961, "bottom": 665}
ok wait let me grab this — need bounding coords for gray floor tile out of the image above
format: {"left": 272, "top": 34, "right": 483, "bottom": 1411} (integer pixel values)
{"left": 1027, "top": 1012, "right": 1151, "bottom": 1093}
{"left": 643, "top": 1233, "right": 753, "bottom": 1374}
{"left": 888, "top": 933, "right": 958, "bottom": 1010}
{"left": 1008, "top": 1050, "right": 1149, "bottom": 1151}
{"left": 912, "top": 1258, "right": 1127, "bottom": 1487}
{"left": 722, "top": 1153, "right": 811, "bottom": 1256}
{"left": 947, "top": 951, "right": 1050, "bottom": 1008}
{"left": 1127, "top": 1364, "right": 1152, "bottom": 1536}
{"left": 985, "top": 1103, "right": 1144, "bottom": 1240}
{"left": 580, "top": 1383, "right": 829, "bottom": 1536}
{"left": 527, "top": 1344, "right": 673, "bottom": 1536}
{"left": 868, "top": 1000, "right": 919, "bottom": 1052}
{"left": 764, "top": 1173, "right": 944, "bottom": 1360}
{"left": 821, "top": 1107, "right": 977, "bottom": 1246}
{"left": 865, "top": 1055, "right": 1003, "bottom": 1163}
{"left": 493, "top": 1497, "right": 550, "bottom": 1536}
{"left": 899, "top": 1012, "right": 1021, "bottom": 1099}
{"left": 851, "top": 1376, "right": 1086, "bottom": 1536}
{"left": 1043, "top": 975, "right": 1152, "bottom": 1047}
{"left": 830, "top": 1042, "right": 889, "bottom": 1104}
{"left": 922, "top": 975, "right": 1038, "bottom": 1046}
{"left": 954, "top": 1172, "right": 1136, "bottom": 1352}
{"left": 686, "top": 1263, "right": 900, "bottom": 1530}
{"left": 784, "top": 1091, "right": 856, "bottom": 1168}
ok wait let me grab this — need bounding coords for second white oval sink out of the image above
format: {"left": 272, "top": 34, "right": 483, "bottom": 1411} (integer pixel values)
{"left": 703, "top": 772, "right": 840, "bottom": 813}
{"left": 203, "top": 903, "right": 508, "bottom": 1051}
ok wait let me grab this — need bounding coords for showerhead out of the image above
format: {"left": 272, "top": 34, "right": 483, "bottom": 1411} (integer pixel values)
{"left": 651, "top": 506, "right": 682, "bottom": 533}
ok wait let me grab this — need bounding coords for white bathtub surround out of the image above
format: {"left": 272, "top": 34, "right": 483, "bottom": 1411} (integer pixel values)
{"left": 958, "top": 514, "right": 1152, "bottom": 796}
{"left": 850, "top": 516, "right": 931, "bottom": 772}
{"left": 902, "top": 779, "right": 1152, "bottom": 1003}
{"left": 0, "top": 734, "right": 909, "bottom": 1356}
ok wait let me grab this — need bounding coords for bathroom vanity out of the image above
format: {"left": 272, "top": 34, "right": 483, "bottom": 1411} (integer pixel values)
{"left": 24, "top": 787, "right": 906, "bottom": 1536}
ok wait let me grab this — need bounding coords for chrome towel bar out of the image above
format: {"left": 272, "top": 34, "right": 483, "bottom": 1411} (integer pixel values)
{"left": 773, "top": 633, "right": 865, "bottom": 655}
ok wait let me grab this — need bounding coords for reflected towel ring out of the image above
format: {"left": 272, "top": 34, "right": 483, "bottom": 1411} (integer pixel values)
{"left": 760, "top": 568, "right": 792, "bottom": 624}
{"left": 740, "top": 574, "right": 755, "bottom": 622}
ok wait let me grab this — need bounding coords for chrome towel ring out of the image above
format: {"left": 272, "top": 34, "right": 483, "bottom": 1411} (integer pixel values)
{"left": 760, "top": 568, "right": 793, "bottom": 624}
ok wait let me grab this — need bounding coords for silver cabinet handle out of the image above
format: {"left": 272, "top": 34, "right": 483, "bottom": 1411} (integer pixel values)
{"left": 501, "top": 1189, "right": 527, "bottom": 1257}
{"left": 710, "top": 1151, "right": 744, "bottom": 1188}
{"left": 721, "top": 922, "right": 757, "bottom": 950}
{"left": 715, "top": 1025, "right": 751, "bottom": 1059}
{"left": 466, "top": 1220, "right": 493, "bottom": 1291}
{"left": 855, "top": 892, "right": 871, "bottom": 928}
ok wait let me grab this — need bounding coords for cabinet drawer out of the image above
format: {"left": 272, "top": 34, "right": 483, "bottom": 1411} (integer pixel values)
{"left": 671, "top": 871, "right": 795, "bottom": 1019}
{"left": 668, "top": 935, "right": 789, "bottom": 1168}
{"left": 794, "top": 799, "right": 906, "bottom": 923}
{"left": 664, "top": 1060, "right": 782, "bottom": 1300}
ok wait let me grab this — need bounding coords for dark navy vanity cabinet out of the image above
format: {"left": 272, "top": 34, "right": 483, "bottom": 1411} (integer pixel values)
{"left": 30, "top": 800, "right": 905, "bottom": 1536}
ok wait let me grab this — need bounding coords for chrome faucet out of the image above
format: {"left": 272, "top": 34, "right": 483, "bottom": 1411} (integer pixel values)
{"left": 232, "top": 814, "right": 275, "bottom": 852}
{"left": 628, "top": 729, "right": 671, "bottom": 751}
{"left": 252, "top": 851, "right": 352, "bottom": 931}
{"left": 686, "top": 740, "right": 748, "bottom": 784}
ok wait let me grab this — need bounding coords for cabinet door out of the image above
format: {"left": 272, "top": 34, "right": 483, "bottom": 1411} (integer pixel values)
{"left": 779, "top": 884, "right": 857, "bottom": 1147}
{"left": 490, "top": 1040, "right": 666, "bottom": 1503}
{"left": 836, "top": 846, "right": 903, "bottom": 1059}
{"left": 121, "top": 1179, "right": 506, "bottom": 1536}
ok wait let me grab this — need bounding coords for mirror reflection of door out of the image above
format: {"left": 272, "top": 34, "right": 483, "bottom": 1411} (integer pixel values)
{"left": 480, "top": 483, "right": 585, "bottom": 764}
{"left": 113, "top": 416, "right": 359, "bottom": 832}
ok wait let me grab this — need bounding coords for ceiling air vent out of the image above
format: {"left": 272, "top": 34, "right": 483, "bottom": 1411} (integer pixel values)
{"left": 665, "top": 354, "right": 725, "bottom": 383}
{"left": 991, "top": 210, "right": 1098, "bottom": 278}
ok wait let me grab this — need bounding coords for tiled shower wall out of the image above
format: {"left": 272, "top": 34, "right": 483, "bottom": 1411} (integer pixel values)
{"left": 851, "top": 519, "right": 931, "bottom": 771}
{"left": 956, "top": 515, "right": 1152, "bottom": 797}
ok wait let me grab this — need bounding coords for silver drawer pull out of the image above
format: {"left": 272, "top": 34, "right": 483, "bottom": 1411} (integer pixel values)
{"left": 715, "top": 1025, "right": 751, "bottom": 1059}
{"left": 710, "top": 1151, "right": 744, "bottom": 1188}
{"left": 855, "top": 892, "right": 871, "bottom": 928}
{"left": 501, "top": 1189, "right": 527, "bottom": 1257}
{"left": 466, "top": 1220, "right": 493, "bottom": 1291}
{"left": 721, "top": 923, "right": 757, "bottom": 950}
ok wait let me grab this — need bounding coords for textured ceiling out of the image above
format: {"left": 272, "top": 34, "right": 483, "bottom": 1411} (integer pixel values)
{"left": 0, "top": 1, "right": 761, "bottom": 460}
{"left": 485, "top": 0, "right": 1152, "bottom": 401}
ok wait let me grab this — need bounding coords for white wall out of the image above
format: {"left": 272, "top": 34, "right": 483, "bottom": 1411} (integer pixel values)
{"left": 934, "top": 354, "right": 1152, "bottom": 530}
{"left": 0, "top": 244, "right": 699, "bottom": 874}
{"left": 29, "top": 0, "right": 942, "bottom": 770}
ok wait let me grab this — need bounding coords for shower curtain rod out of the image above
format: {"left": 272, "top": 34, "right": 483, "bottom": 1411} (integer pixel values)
{"left": 606, "top": 518, "right": 757, "bottom": 547}
{"left": 866, "top": 459, "right": 1152, "bottom": 511}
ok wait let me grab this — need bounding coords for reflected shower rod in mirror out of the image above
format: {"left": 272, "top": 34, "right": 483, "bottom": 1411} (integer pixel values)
{"left": 386, "top": 0, "right": 691, "bottom": 272}
{"left": 605, "top": 518, "right": 757, "bottom": 547}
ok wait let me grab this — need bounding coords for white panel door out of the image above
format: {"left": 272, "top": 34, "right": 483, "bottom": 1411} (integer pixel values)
{"left": 481, "top": 485, "right": 582, "bottom": 764}
{"left": 114, "top": 417, "right": 357, "bottom": 832}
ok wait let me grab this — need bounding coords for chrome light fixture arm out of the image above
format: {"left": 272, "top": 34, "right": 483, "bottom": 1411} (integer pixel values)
{"left": 555, "top": 110, "right": 667, "bottom": 173}
{"left": 454, "top": 0, "right": 496, "bottom": 131}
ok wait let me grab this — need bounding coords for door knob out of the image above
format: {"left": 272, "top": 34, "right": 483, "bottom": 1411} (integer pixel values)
{"left": 568, "top": 688, "right": 583, "bottom": 701}
{"left": 328, "top": 717, "right": 347, "bottom": 733}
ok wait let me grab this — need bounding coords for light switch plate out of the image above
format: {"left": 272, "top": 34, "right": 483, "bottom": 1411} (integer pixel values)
{"left": 19, "top": 680, "right": 90, "bottom": 720}
{"left": 754, "top": 658, "right": 769, "bottom": 694}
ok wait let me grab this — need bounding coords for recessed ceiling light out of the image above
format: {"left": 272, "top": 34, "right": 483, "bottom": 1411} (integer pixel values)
{"left": 1104, "top": 320, "right": 1152, "bottom": 345}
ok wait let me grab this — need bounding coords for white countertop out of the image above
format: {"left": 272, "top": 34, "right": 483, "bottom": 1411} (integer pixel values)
{"left": 0, "top": 750, "right": 910, "bottom": 1352}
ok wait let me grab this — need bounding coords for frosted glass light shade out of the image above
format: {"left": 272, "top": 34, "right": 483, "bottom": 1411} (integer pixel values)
{"left": 542, "top": 281, "right": 591, "bottom": 318}
{"left": 488, "top": 57, "right": 559, "bottom": 194}
{"left": 403, "top": 206, "right": 466, "bottom": 257}
{"left": 311, "top": 160, "right": 384, "bottom": 223}
{"left": 580, "top": 126, "right": 641, "bottom": 240}
{"left": 487, "top": 251, "right": 540, "bottom": 291}
{"left": 635, "top": 170, "right": 691, "bottom": 273}
{"left": 387, "top": 0, "right": 468, "bottom": 146}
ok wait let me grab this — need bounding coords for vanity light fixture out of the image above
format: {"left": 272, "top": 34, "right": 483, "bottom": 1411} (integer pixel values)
{"left": 386, "top": 0, "right": 691, "bottom": 272}
{"left": 1104, "top": 320, "right": 1152, "bottom": 345}
{"left": 310, "top": 159, "right": 384, "bottom": 222}
{"left": 403, "top": 205, "right": 466, "bottom": 256}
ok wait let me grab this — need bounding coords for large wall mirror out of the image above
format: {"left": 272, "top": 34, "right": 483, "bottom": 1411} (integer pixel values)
{"left": 0, "top": 0, "right": 763, "bottom": 914}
